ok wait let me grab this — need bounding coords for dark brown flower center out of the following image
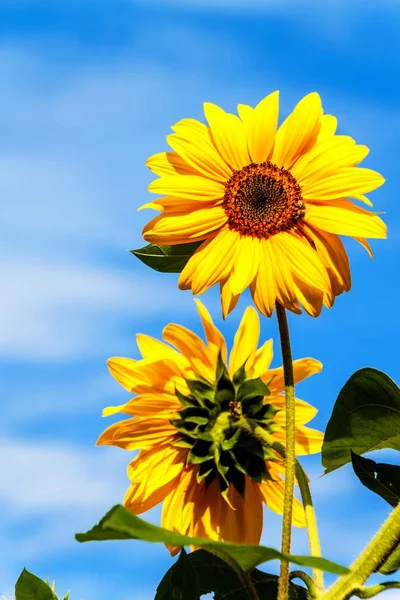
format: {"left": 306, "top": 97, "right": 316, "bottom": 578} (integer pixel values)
{"left": 223, "top": 161, "right": 305, "bottom": 238}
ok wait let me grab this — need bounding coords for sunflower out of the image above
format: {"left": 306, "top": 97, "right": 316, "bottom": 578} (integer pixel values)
{"left": 97, "top": 300, "right": 323, "bottom": 553}
{"left": 141, "top": 92, "right": 386, "bottom": 317}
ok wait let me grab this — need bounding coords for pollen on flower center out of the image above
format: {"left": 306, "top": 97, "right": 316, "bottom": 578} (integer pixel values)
{"left": 223, "top": 161, "right": 305, "bottom": 239}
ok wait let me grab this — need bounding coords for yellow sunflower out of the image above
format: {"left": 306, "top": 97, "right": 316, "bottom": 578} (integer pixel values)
{"left": 97, "top": 300, "right": 323, "bottom": 553}
{"left": 141, "top": 92, "right": 386, "bottom": 317}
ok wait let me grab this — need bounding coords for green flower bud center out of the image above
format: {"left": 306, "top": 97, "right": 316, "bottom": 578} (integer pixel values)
{"left": 170, "top": 355, "right": 281, "bottom": 499}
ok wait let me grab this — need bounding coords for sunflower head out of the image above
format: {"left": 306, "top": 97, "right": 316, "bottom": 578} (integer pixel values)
{"left": 171, "top": 353, "right": 279, "bottom": 501}
{"left": 97, "top": 300, "right": 324, "bottom": 549}
{"left": 142, "top": 92, "right": 387, "bottom": 318}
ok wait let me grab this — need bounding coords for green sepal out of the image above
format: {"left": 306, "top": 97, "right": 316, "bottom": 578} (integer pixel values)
{"left": 237, "top": 377, "right": 270, "bottom": 403}
{"left": 196, "top": 461, "right": 215, "bottom": 483}
{"left": 221, "top": 427, "right": 242, "bottom": 451}
{"left": 251, "top": 403, "right": 279, "bottom": 423}
{"left": 232, "top": 363, "right": 247, "bottom": 387}
{"left": 215, "top": 353, "right": 236, "bottom": 407}
{"left": 186, "top": 379, "right": 215, "bottom": 407}
{"left": 172, "top": 438, "right": 193, "bottom": 449}
{"left": 174, "top": 388, "right": 197, "bottom": 407}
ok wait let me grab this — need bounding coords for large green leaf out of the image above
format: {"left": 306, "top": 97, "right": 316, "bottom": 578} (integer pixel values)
{"left": 155, "top": 549, "right": 200, "bottom": 600}
{"left": 130, "top": 242, "right": 202, "bottom": 273}
{"left": 75, "top": 504, "right": 349, "bottom": 575}
{"left": 322, "top": 368, "right": 400, "bottom": 473}
{"left": 351, "top": 452, "right": 400, "bottom": 507}
{"left": 15, "top": 569, "right": 56, "bottom": 600}
{"left": 157, "top": 550, "right": 307, "bottom": 600}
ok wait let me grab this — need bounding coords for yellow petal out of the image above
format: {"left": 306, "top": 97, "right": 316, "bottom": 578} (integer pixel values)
{"left": 107, "top": 357, "right": 180, "bottom": 394}
{"left": 141, "top": 195, "right": 217, "bottom": 214}
{"left": 167, "top": 118, "right": 232, "bottom": 182}
{"left": 146, "top": 152, "right": 197, "bottom": 177}
{"left": 246, "top": 339, "right": 274, "bottom": 379}
{"left": 272, "top": 395, "right": 318, "bottom": 425}
{"left": 354, "top": 237, "right": 373, "bottom": 258}
{"left": 267, "top": 358, "right": 322, "bottom": 393}
{"left": 143, "top": 206, "right": 227, "bottom": 244}
{"left": 162, "top": 322, "right": 214, "bottom": 381}
{"left": 267, "top": 237, "right": 301, "bottom": 314}
{"left": 271, "top": 232, "right": 330, "bottom": 293}
{"left": 294, "top": 425, "right": 324, "bottom": 455}
{"left": 124, "top": 446, "right": 185, "bottom": 513}
{"left": 218, "top": 480, "right": 263, "bottom": 544}
{"left": 272, "top": 92, "right": 322, "bottom": 170}
{"left": 179, "top": 227, "right": 239, "bottom": 295}
{"left": 149, "top": 174, "right": 225, "bottom": 201}
{"left": 317, "top": 114, "right": 337, "bottom": 141}
{"left": 229, "top": 306, "right": 260, "bottom": 374}
{"left": 162, "top": 467, "right": 198, "bottom": 555}
{"left": 250, "top": 240, "right": 278, "bottom": 317}
{"left": 194, "top": 299, "right": 227, "bottom": 364}
{"left": 136, "top": 334, "right": 188, "bottom": 367}
{"left": 113, "top": 393, "right": 181, "bottom": 417}
{"left": 295, "top": 140, "right": 369, "bottom": 186}
{"left": 220, "top": 276, "right": 240, "bottom": 319}
{"left": 305, "top": 199, "right": 387, "bottom": 239}
{"left": 96, "top": 417, "right": 176, "bottom": 450}
{"left": 305, "top": 226, "right": 351, "bottom": 297}
{"left": 237, "top": 103, "right": 254, "bottom": 124}
{"left": 259, "top": 471, "right": 305, "bottom": 527}
{"left": 247, "top": 91, "right": 279, "bottom": 163}
{"left": 229, "top": 236, "right": 261, "bottom": 295}
{"left": 204, "top": 102, "right": 250, "bottom": 170}
{"left": 302, "top": 167, "right": 385, "bottom": 201}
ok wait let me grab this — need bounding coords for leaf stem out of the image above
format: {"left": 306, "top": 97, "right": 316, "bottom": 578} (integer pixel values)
{"left": 275, "top": 302, "right": 296, "bottom": 600}
{"left": 289, "top": 570, "right": 318, "bottom": 598}
{"left": 321, "top": 502, "right": 400, "bottom": 600}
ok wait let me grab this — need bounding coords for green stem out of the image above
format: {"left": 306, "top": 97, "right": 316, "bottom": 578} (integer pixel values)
{"left": 295, "top": 462, "right": 324, "bottom": 593}
{"left": 275, "top": 302, "right": 296, "bottom": 600}
{"left": 352, "top": 582, "right": 400, "bottom": 599}
{"left": 289, "top": 571, "right": 318, "bottom": 598}
{"left": 253, "top": 427, "right": 324, "bottom": 593}
{"left": 322, "top": 502, "right": 400, "bottom": 600}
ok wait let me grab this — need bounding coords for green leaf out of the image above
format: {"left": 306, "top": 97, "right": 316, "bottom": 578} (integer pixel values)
{"left": 155, "top": 549, "right": 200, "bottom": 600}
{"left": 15, "top": 569, "right": 56, "bottom": 600}
{"left": 322, "top": 368, "right": 400, "bottom": 473}
{"left": 164, "top": 550, "right": 307, "bottom": 600}
{"left": 76, "top": 505, "right": 349, "bottom": 575}
{"left": 130, "top": 242, "right": 202, "bottom": 273}
{"left": 351, "top": 452, "right": 400, "bottom": 507}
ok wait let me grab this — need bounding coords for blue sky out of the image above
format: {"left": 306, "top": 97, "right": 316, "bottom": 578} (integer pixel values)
{"left": 1, "top": 1, "right": 400, "bottom": 598}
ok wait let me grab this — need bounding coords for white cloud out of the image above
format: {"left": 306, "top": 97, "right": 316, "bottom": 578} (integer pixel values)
{"left": 0, "top": 439, "right": 127, "bottom": 514}
{"left": 0, "top": 257, "right": 198, "bottom": 360}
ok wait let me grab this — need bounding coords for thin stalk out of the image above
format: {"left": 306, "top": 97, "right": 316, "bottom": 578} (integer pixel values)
{"left": 295, "top": 462, "right": 324, "bottom": 593}
{"left": 275, "top": 302, "right": 296, "bottom": 600}
{"left": 322, "top": 502, "right": 400, "bottom": 600}
{"left": 253, "top": 427, "right": 324, "bottom": 593}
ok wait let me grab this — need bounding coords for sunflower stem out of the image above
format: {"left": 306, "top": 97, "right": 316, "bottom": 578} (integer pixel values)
{"left": 252, "top": 427, "right": 324, "bottom": 593}
{"left": 275, "top": 302, "right": 296, "bottom": 600}
{"left": 321, "top": 502, "right": 400, "bottom": 600}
